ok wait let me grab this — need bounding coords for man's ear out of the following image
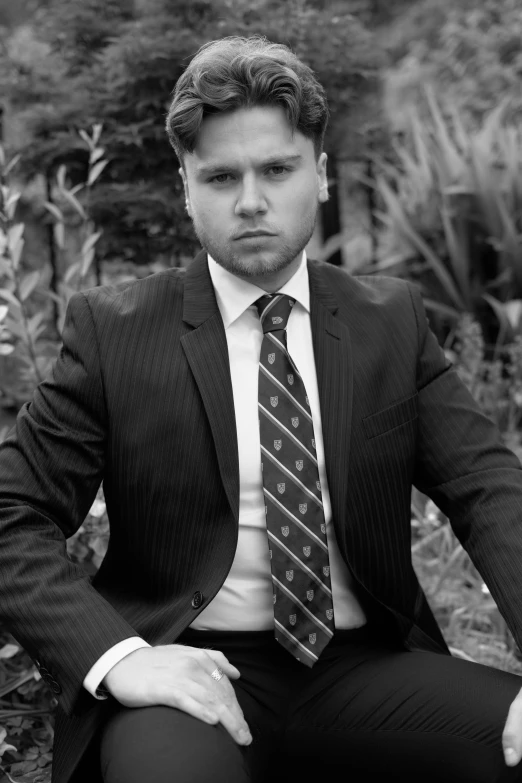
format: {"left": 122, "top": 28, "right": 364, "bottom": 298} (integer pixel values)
{"left": 179, "top": 166, "right": 192, "bottom": 216}
{"left": 317, "top": 152, "right": 329, "bottom": 203}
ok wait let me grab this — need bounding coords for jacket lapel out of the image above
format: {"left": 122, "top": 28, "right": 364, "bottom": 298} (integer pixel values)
{"left": 180, "top": 251, "right": 239, "bottom": 522}
{"left": 179, "top": 252, "right": 354, "bottom": 535}
{"left": 308, "top": 260, "right": 354, "bottom": 547}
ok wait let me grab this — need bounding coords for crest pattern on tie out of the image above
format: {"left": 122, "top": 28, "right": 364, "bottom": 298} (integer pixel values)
{"left": 256, "top": 293, "right": 335, "bottom": 667}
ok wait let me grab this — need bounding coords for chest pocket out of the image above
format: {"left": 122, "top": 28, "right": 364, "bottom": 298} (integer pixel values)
{"left": 363, "top": 392, "right": 418, "bottom": 440}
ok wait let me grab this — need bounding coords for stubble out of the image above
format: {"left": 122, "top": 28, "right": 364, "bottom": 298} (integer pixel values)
{"left": 191, "top": 207, "right": 318, "bottom": 280}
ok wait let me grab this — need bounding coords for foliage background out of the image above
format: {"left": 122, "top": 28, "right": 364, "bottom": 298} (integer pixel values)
{"left": 2, "top": 0, "right": 522, "bottom": 780}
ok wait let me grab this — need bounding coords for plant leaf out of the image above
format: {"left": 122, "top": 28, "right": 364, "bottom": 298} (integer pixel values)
{"left": 19, "top": 271, "right": 40, "bottom": 302}
{"left": 81, "top": 231, "right": 102, "bottom": 258}
{"left": 377, "top": 176, "right": 466, "bottom": 310}
{"left": 10, "top": 237, "right": 25, "bottom": 270}
{"left": 424, "top": 85, "right": 464, "bottom": 185}
{"left": 87, "top": 160, "right": 109, "bottom": 187}
{"left": 0, "top": 738, "right": 17, "bottom": 758}
{"left": 54, "top": 222, "right": 65, "bottom": 250}
{"left": 440, "top": 203, "right": 470, "bottom": 308}
{"left": 43, "top": 201, "right": 64, "bottom": 223}
{"left": 0, "top": 643, "right": 20, "bottom": 659}
{"left": 78, "top": 129, "right": 93, "bottom": 148}
{"left": 57, "top": 165, "right": 67, "bottom": 190}
{"left": 0, "top": 288, "right": 21, "bottom": 308}
{"left": 422, "top": 298, "right": 462, "bottom": 320}
{"left": 7, "top": 223, "right": 24, "bottom": 253}
{"left": 60, "top": 189, "right": 87, "bottom": 220}
{"left": 482, "top": 293, "right": 522, "bottom": 333}
{"left": 80, "top": 248, "right": 95, "bottom": 279}
{"left": 64, "top": 261, "right": 81, "bottom": 283}
{"left": 90, "top": 148, "right": 105, "bottom": 165}
{"left": 38, "top": 289, "right": 62, "bottom": 305}
{"left": 4, "top": 153, "right": 21, "bottom": 178}
{"left": 6, "top": 192, "right": 21, "bottom": 220}
{"left": 93, "top": 124, "right": 103, "bottom": 145}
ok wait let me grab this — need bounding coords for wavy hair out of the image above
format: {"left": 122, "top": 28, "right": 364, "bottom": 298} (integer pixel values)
{"left": 165, "top": 36, "right": 329, "bottom": 163}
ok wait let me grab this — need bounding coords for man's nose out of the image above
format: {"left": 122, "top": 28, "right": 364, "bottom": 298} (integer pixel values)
{"left": 235, "top": 178, "right": 267, "bottom": 216}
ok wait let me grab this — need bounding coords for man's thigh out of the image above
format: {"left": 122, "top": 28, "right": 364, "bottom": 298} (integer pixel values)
{"left": 98, "top": 628, "right": 298, "bottom": 783}
{"left": 285, "top": 639, "right": 522, "bottom": 782}
{"left": 99, "top": 704, "right": 252, "bottom": 783}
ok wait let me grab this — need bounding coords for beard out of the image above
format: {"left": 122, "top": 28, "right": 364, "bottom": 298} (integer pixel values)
{"left": 190, "top": 206, "right": 318, "bottom": 280}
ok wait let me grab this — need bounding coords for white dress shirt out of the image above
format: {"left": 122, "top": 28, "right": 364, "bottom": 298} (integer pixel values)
{"left": 83, "top": 251, "right": 366, "bottom": 699}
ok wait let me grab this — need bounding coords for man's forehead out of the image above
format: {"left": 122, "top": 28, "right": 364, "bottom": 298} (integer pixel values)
{"left": 189, "top": 106, "right": 311, "bottom": 161}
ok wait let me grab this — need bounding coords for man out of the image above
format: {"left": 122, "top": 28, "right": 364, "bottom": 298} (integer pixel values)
{"left": 2, "top": 34, "right": 522, "bottom": 783}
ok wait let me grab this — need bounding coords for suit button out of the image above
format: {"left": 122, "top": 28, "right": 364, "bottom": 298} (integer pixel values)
{"left": 50, "top": 680, "right": 62, "bottom": 695}
{"left": 191, "top": 591, "right": 204, "bottom": 609}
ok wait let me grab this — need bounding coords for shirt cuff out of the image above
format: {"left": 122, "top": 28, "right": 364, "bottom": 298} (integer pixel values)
{"left": 83, "top": 637, "right": 151, "bottom": 700}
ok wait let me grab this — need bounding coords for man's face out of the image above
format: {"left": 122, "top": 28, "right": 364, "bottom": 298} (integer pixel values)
{"left": 180, "top": 105, "right": 328, "bottom": 288}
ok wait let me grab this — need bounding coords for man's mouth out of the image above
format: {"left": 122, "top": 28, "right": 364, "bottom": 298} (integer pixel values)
{"left": 235, "top": 231, "right": 276, "bottom": 240}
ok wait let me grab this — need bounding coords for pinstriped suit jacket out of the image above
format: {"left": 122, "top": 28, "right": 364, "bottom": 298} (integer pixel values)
{"left": 1, "top": 250, "right": 522, "bottom": 783}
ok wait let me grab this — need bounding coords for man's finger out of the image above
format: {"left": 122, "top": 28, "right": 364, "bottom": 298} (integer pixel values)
{"left": 204, "top": 649, "right": 242, "bottom": 679}
{"left": 502, "top": 687, "right": 522, "bottom": 766}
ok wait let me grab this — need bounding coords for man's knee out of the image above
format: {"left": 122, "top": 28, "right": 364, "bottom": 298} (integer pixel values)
{"left": 99, "top": 705, "right": 251, "bottom": 783}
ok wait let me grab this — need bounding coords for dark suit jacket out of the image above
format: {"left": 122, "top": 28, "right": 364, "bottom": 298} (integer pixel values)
{"left": 1, "top": 251, "right": 522, "bottom": 783}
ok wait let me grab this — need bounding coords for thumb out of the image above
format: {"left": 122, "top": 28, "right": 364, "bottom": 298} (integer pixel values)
{"left": 502, "top": 689, "right": 522, "bottom": 766}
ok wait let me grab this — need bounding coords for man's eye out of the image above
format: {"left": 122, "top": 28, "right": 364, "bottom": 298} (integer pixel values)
{"left": 210, "top": 173, "right": 232, "bottom": 184}
{"left": 208, "top": 167, "right": 289, "bottom": 183}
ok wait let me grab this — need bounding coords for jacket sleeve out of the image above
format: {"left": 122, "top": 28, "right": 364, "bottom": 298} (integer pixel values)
{"left": 0, "top": 292, "right": 141, "bottom": 718}
{"left": 410, "top": 284, "right": 522, "bottom": 648}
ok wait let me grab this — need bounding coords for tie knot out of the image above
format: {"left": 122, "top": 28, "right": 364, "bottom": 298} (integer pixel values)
{"left": 255, "top": 294, "right": 295, "bottom": 334}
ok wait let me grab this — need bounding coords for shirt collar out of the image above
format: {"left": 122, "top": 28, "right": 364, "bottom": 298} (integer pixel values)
{"left": 207, "top": 250, "right": 310, "bottom": 330}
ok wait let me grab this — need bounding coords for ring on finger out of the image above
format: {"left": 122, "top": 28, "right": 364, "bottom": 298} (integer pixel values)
{"left": 210, "top": 666, "right": 224, "bottom": 682}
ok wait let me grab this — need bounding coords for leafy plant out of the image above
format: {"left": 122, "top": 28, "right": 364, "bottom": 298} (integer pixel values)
{"left": 412, "top": 498, "right": 522, "bottom": 671}
{"left": 0, "top": 624, "right": 55, "bottom": 783}
{"left": 445, "top": 313, "right": 522, "bottom": 460}
{"left": 0, "top": 125, "right": 107, "bottom": 408}
{"left": 385, "top": 0, "right": 522, "bottom": 130}
{"left": 411, "top": 312, "right": 522, "bottom": 668}
{"left": 372, "top": 88, "right": 522, "bottom": 343}
{"left": 40, "top": 124, "right": 106, "bottom": 334}
{"left": 65, "top": 490, "right": 109, "bottom": 575}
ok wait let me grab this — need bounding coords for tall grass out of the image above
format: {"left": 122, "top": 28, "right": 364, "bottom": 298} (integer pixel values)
{"left": 373, "top": 88, "right": 522, "bottom": 334}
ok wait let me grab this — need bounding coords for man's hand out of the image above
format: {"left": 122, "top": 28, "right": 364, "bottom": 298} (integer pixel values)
{"left": 502, "top": 685, "right": 522, "bottom": 766}
{"left": 103, "top": 644, "right": 253, "bottom": 746}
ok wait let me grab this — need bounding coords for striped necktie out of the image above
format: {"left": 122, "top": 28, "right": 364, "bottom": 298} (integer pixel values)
{"left": 256, "top": 293, "right": 335, "bottom": 667}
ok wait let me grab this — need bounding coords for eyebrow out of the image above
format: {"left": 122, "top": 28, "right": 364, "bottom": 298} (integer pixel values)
{"left": 195, "top": 154, "right": 303, "bottom": 178}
